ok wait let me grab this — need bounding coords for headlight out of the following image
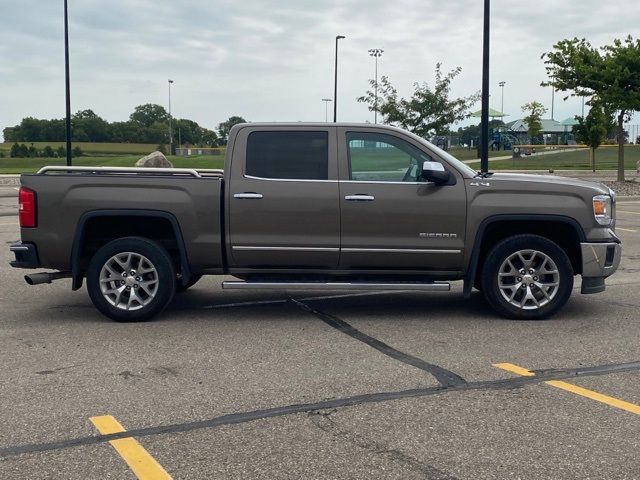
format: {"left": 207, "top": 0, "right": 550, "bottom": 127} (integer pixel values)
{"left": 593, "top": 195, "right": 612, "bottom": 226}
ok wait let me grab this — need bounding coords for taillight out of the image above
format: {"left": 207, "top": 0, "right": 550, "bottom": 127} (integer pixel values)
{"left": 19, "top": 187, "right": 37, "bottom": 228}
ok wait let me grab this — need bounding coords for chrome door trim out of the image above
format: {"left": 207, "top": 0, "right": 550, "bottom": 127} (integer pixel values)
{"left": 342, "top": 248, "right": 461, "bottom": 254}
{"left": 340, "top": 180, "right": 434, "bottom": 186}
{"left": 244, "top": 174, "right": 338, "bottom": 183}
{"left": 232, "top": 246, "right": 340, "bottom": 252}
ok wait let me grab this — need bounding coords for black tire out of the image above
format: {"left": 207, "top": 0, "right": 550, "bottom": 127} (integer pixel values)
{"left": 176, "top": 274, "right": 202, "bottom": 293}
{"left": 86, "top": 237, "right": 176, "bottom": 322}
{"left": 481, "top": 234, "right": 574, "bottom": 320}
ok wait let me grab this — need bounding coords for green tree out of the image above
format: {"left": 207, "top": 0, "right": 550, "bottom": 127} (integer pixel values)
{"left": 10, "top": 143, "right": 20, "bottom": 158}
{"left": 72, "top": 146, "right": 83, "bottom": 157}
{"left": 357, "top": 64, "right": 480, "bottom": 138}
{"left": 521, "top": 102, "right": 547, "bottom": 143}
{"left": 217, "top": 116, "right": 247, "bottom": 146}
{"left": 572, "top": 101, "right": 615, "bottom": 172}
{"left": 130, "top": 104, "right": 170, "bottom": 128}
{"left": 200, "top": 128, "right": 219, "bottom": 147}
{"left": 73, "top": 109, "right": 111, "bottom": 142}
{"left": 543, "top": 36, "right": 640, "bottom": 181}
{"left": 43, "top": 146, "right": 55, "bottom": 157}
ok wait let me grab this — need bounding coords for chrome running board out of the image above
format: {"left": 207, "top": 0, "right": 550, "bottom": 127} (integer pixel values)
{"left": 221, "top": 281, "right": 450, "bottom": 291}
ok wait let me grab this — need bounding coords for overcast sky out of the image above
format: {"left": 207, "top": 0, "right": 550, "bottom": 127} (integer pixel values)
{"left": 1, "top": 0, "right": 639, "bottom": 141}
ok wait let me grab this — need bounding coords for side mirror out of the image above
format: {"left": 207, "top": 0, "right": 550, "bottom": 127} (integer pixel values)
{"left": 421, "top": 161, "right": 451, "bottom": 184}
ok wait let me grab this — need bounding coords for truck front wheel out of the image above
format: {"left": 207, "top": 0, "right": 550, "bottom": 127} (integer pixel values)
{"left": 481, "top": 234, "right": 573, "bottom": 320}
{"left": 86, "top": 237, "right": 176, "bottom": 322}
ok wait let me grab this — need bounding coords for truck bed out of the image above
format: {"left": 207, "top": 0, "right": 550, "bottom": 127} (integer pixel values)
{"left": 19, "top": 167, "right": 225, "bottom": 273}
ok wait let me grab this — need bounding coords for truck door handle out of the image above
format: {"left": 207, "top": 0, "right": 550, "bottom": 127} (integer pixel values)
{"left": 234, "top": 193, "right": 263, "bottom": 199}
{"left": 345, "top": 194, "right": 375, "bottom": 202}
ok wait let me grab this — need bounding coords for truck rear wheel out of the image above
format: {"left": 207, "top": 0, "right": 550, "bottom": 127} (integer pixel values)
{"left": 86, "top": 237, "right": 176, "bottom": 322}
{"left": 481, "top": 234, "right": 573, "bottom": 320}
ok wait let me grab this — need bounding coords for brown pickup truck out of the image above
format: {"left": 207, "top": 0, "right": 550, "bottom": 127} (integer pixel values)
{"left": 10, "top": 123, "right": 621, "bottom": 321}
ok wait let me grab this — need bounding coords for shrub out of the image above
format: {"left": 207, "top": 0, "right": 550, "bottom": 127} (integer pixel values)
{"left": 72, "top": 146, "right": 83, "bottom": 157}
{"left": 43, "top": 146, "right": 55, "bottom": 157}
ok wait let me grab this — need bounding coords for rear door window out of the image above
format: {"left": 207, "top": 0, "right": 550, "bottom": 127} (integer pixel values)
{"left": 246, "top": 131, "right": 329, "bottom": 180}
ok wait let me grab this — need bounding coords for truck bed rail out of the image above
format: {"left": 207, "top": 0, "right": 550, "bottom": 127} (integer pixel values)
{"left": 36, "top": 166, "right": 224, "bottom": 178}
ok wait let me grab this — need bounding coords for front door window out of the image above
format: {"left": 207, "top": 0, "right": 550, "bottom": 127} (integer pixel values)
{"left": 347, "top": 132, "right": 435, "bottom": 182}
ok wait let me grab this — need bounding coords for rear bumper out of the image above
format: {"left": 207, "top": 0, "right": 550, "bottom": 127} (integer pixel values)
{"left": 580, "top": 241, "right": 621, "bottom": 294}
{"left": 9, "top": 242, "right": 40, "bottom": 269}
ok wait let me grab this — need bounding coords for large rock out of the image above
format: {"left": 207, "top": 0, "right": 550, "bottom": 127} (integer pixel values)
{"left": 135, "top": 151, "right": 173, "bottom": 168}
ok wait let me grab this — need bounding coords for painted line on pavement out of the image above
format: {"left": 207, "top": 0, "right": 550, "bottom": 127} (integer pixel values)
{"left": 616, "top": 227, "right": 637, "bottom": 233}
{"left": 2, "top": 361, "right": 639, "bottom": 458}
{"left": 618, "top": 210, "right": 640, "bottom": 215}
{"left": 494, "top": 363, "right": 640, "bottom": 416}
{"left": 0, "top": 221, "right": 18, "bottom": 226}
{"left": 90, "top": 415, "right": 172, "bottom": 480}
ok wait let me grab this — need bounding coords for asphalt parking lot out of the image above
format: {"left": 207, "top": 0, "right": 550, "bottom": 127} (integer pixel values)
{"left": 0, "top": 201, "right": 638, "bottom": 479}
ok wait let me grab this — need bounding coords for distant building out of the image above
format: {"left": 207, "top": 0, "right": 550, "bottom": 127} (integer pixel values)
{"left": 175, "top": 147, "right": 224, "bottom": 157}
{"left": 506, "top": 118, "right": 576, "bottom": 144}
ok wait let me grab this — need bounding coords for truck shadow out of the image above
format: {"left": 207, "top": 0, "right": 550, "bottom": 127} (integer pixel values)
{"left": 166, "top": 289, "right": 595, "bottom": 325}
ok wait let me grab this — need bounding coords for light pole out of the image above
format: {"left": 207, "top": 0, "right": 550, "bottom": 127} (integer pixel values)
{"left": 551, "top": 84, "right": 555, "bottom": 120}
{"left": 368, "top": 48, "right": 384, "bottom": 124}
{"left": 498, "top": 81, "right": 506, "bottom": 117}
{"left": 322, "top": 98, "right": 332, "bottom": 122}
{"left": 333, "top": 35, "right": 345, "bottom": 122}
{"left": 64, "top": 0, "right": 72, "bottom": 166}
{"left": 480, "top": 0, "right": 490, "bottom": 174}
{"left": 168, "top": 79, "right": 174, "bottom": 154}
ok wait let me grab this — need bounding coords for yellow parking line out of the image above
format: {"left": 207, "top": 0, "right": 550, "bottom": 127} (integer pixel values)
{"left": 90, "top": 415, "right": 172, "bottom": 479}
{"left": 616, "top": 227, "right": 637, "bottom": 233}
{"left": 493, "top": 363, "right": 640, "bottom": 416}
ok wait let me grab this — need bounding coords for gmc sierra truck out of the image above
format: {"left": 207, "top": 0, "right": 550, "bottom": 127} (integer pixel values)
{"left": 10, "top": 123, "right": 621, "bottom": 321}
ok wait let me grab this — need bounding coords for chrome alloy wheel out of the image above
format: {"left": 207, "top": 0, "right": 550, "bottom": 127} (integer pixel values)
{"left": 99, "top": 252, "right": 159, "bottom": 311}
{"left": 497, "top": 249, "right": 560, "bottom": 310}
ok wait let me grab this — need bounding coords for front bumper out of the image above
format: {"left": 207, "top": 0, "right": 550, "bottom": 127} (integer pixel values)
{"left": 580, "top": 241, "right": 622, "bottom": 294}
{"left": 9, "top": 242, "right": 40, "bottom": 269}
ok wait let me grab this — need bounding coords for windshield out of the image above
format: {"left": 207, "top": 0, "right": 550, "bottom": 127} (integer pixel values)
{"left": 402, "top": 130, "right": 478, "bottom": 177}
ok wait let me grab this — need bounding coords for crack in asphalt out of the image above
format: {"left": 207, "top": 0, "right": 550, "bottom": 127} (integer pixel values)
{"left": 289, "top": 298, "right": 467, "bottom": 388}
{"left": 1, "top": 360, "right": 638, "bottom": 459}
{"left": 308, "top": 411, "right": 459, "bottom": 480}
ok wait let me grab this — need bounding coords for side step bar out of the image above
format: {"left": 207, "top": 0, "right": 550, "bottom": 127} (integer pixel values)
{"left": 222, "top": 281, "right": 450, "bottom": 292}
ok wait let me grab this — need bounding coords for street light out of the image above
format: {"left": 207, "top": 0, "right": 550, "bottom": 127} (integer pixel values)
{"left": 480, "top": 0, "right": 490, "bottom": 174}
{"left": 168, "top": 79, "right": 174, "bottom": 154}
{"left": 333, "top": 35, "right": 346, "bottom": 122}
{"left": 322, "top": 98, "right": 332, "bottom": 122}
{"left": 64, "top": 0, "right": 72, "bottom": 166}
{"left": 498, "top": 81, "right": 506, "bottom": 117}
{"left": 368, "top": 48, "right": 384, "bottom": 124}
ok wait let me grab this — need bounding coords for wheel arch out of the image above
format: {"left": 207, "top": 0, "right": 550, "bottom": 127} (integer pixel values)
{"left": 70, "top": 210, "right": 191, "bottom": 290}
{"left": 463, "top": 214, "right": 586, "bottom": 298}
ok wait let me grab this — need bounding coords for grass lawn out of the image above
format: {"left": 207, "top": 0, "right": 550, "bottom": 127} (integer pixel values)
{"left": 447, "top": 147, "right": 508, "bottom": 161}
{"left": 0, "top": 155, "right": 225, "bottom": 174}
{"left": 0, "top": 142, "right": 162, "bottom": 155}
{"left": 463, "top": 146, "right": 640, "bottom": 171}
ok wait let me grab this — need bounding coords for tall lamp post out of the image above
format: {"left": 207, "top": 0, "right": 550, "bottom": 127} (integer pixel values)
{"left": 64, "top": 0, "right": 72, "bottom": 166}
{"left": 322, "top": 98, "right": 332, "bottom": 122}
{"left": 333, "top": 35, "right": 346, "bottom": 122}
{"left": 168, "top": 79, "right": 174, "bottom": 154}
{"left": 368, "top": 48, "right": 384, "bottom": 124}
{"left": 498, "top": 81, "right": 506, "bottom": 117}
{"left": 480, "top": 0, "right": 490, "bottom": 174}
